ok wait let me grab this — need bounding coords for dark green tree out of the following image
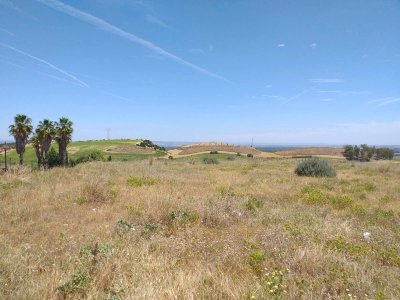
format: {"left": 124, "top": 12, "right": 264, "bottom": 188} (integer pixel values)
{"left": 8, "top": 114, "right": 33, "bottom": 165}
{"left": 36, "top": 119, "right": 56, "bottom": 169}
{"left": 343, "top": 145, "right": 354, "bottom": 160}
{"left": 55, "top": 117, "right": 74, "bottom": 167}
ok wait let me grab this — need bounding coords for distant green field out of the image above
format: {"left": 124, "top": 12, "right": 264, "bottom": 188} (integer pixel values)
{"left": 0, "top": 139, "right": 166, "bottom": 166}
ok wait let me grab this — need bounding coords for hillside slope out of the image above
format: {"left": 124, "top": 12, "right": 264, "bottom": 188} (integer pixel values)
{"left": 0, "top": 139, "right": 166, "bottom": 165}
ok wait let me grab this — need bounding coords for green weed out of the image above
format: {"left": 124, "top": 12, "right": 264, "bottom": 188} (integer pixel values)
{"left": 143, "top": 223, "right": 158, "bottom": 233}
{"left": 325, "top": 236, "right": 370, "bottom": 257}
{"left": 57, "top": 271, "right": 91, "bottom": 294}
{"left": 116, "top": 220, "right": 134, "bottom": 235}
{"left": 246, "top": 251, "right": 266, "bottom": 274}
{"left": 169, "top": 210, "right": 199, "bottom": 224}
{"left": 244, "top": 197, "right": 263, "bottom": 211}
{"left": 377, "top": 248, "right": 400, "bottom": 267}
{"left": 127, "top": 176, "right": 157, "bottom": 187}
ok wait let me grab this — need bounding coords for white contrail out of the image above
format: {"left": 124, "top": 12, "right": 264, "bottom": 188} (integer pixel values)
{"left": 34, "top": 0, "right": 228, "bottom": 82}
{"left": 0, "top": 27, "right": 14, "bottom": 36}
{"left": 0, "top": 42, "right": 88, "bottom": 87}
{"left": 281, "top": 89, "right": 310, "bottom": 105}
{"left": 377, "top": 97, "right": 400, "bottom": 107}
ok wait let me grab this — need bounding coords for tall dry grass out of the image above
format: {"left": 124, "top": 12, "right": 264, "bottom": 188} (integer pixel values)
{"left": 0, "top": 157, "right": 399, "bottom": 299}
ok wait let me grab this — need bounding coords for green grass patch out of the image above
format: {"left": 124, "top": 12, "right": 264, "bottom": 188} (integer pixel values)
{"left": 325, "top": 236, "right": 370, "bottom": 257}
{"left": 127, "top": 176, "right": 157, "bottom": 187}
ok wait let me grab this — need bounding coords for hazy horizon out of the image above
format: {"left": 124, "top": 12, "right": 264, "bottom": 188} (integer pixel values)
{"left": 1, "top": 1, "right": 399, "bottom": 144}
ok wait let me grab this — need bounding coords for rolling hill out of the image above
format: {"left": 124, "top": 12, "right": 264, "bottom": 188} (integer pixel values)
{"left": 0, "top": 139, "right": 167, "bottom": 166}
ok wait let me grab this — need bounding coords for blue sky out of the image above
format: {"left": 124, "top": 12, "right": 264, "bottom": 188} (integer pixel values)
{"left": 0, "top": 0, "right": 399, "bottom": 144}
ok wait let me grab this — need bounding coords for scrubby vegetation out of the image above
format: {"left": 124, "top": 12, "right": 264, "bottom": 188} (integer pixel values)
{"left": 137, "top": 139, "right": 166, "bottom": 151}
{"left": 203, "top": 157, "right": 219, "bottom": 164}
{"left": 295, "top": 158, "right": 336, "bottom": 177}
{"left": 75, "top": 150, "right": 105, "bottom": 164}
{"left": 1, "top": 157, "right": 399, "bottom": 299}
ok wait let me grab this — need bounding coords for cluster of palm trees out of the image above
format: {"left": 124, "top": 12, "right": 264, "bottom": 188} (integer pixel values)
{"left": 9, "top": 114, "right": 73, "bottom": 168}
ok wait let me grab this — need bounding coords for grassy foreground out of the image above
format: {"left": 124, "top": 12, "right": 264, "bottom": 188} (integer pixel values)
{"left": 1, "top": 156, "right": 400, "bottom": 299}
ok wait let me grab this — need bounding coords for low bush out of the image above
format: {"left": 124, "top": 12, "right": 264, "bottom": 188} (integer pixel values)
{"left": 57, "top": 271, "right": 91, "bottom": 294}
{"left": 247, "top": 153, "right": 253, "bottom": 158}
{"left": 203, "top": 157, "right": 219, "bottom": 164}
{"left": 295, "top": 158, "right": 336, "bottom": 177}
{"left": 244, "top": 197, "right": 263, "bottom": 211}
{"left": 76, "top": 151, "right": 105, "bottom": 164}
{"left": 210, "top": 151, "right": 219, "bottom": 154}
{"left": 48, "top": 147, "right": 60, "bottom": 168}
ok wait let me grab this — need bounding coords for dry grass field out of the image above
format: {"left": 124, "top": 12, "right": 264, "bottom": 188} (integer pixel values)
{"left": 275, "top": 147, "right": 344, "bottom": 157}
{"left": 174, "top": 144, "right": 261, "bottom": 156}
{"left": 1, "top": 156, "right": 400, "bottom": 299}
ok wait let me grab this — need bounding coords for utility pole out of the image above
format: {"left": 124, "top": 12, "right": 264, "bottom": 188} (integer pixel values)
{"left": 106, "top": 128, "right": 111, "bottom": 140}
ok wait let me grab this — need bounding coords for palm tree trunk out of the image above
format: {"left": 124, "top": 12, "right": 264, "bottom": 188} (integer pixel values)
{"left": 34, "top": 148, "right": 41, "bottom": 170}
{"left": 19, "top": 153, "right": 24, "bottom": 166}
{"left": 59, "top": 141, "right": 67, "bottom": 167}
{"left": 44, "top": 151, "right": 49, "bottom": 169}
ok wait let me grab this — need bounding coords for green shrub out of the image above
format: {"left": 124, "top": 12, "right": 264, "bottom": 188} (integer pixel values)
{"left": 116, "top": 220, "right": 134, "bottom": 235}
{"left": 247, "top": 153, "right": 253, "bottom": 158}
{"left": 246, "top": 251, "right": 266, "bottom": 274}
{"left": 295, "top": 159, "right": 336, "bottom": 177}
{"left": 244, "top": 197, "right": 263, "bottom": 211}
{"left": 68, "top": 158, "right": 77, "bottom": 167}
{"left": 143, "top": 223, "right": 158, "bottom": 233}
{"left": 226, "top": 156, "right": 235, "bottom": 161}
{"left": 76, "top": 151, "right": 104, "bottom": 164}
{"left": 209, "top": 151, "right": 219, "bottom": 154}
{"left": 169, "top": 210, "right": 199, "bottom": 224}
{"left": 203, "top": 157, "right": 219, "bottom": 164}
{"left": 48, "top": 146, "right": 60, "bottom": 168}
{"left": 57, "top": 271, "right": 91, "bottom": 293}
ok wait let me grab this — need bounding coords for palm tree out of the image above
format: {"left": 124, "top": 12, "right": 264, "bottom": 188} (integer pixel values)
{"left": 55, "top": 117, "right": 73, "bottom": 167}
{"left": 9, "top": 114, "right": 33, "bottom": 165}
{"left": 36, "top": 119, "right": 55, "bottom": 169}
{"left": 30, "top": 134, "right": 42, "bottom": 170}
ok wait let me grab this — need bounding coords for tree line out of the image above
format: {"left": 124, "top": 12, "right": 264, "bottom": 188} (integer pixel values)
{"left": 343, "top": 144, "right": 394, "bottom": 161}
{"left": 9, "top": 114, "right": 73, "bottom": 168}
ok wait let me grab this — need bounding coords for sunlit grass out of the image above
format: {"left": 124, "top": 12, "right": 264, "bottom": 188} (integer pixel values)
{"left": 0, "top": 157, "right": 399, "bottom": 299}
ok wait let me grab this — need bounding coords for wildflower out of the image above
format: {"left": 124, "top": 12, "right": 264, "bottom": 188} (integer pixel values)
{"left": 363, "top": 232, "right": 371, "bottom": 242}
